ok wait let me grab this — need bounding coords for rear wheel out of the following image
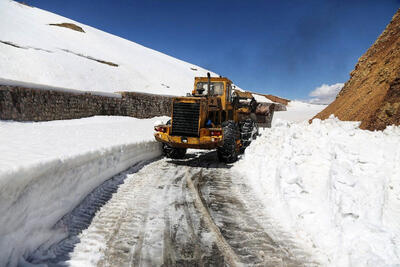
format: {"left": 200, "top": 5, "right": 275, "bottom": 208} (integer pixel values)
{"left": 217, "top": 121, "right": 240, "bottom": 163}
{"left": 163, "top": 144, "right": 186, "bottom": 159}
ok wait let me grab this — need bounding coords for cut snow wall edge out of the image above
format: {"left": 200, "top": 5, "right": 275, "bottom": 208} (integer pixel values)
{"left": 0, "top": 141, "right": 162, "bottom": 266}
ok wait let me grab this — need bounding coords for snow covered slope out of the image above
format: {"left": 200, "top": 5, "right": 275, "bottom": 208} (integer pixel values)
{"left": 0, "top": 116, "right": 167, "bottom": 266}
{"left": 0, "top": 0, "right": 218, "bottom": 95}
{"left": 235, "top": 116, "right": 400, "bottom": 266}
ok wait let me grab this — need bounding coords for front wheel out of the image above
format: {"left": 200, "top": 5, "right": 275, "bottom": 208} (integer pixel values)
{"left": 162, "top": 144, "right": 186, "bottom": 159}
{"left": 240, "top": 118, "right": 259, "bottom": 153}
{"left": 217, "top": 121, "right": 240, "bottom": 163}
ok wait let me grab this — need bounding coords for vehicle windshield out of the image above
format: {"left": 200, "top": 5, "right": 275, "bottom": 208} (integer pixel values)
{"left": 196, "top": 82, "right": 224, "bottom": 96}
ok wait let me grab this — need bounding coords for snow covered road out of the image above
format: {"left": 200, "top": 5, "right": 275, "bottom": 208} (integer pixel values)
{"left": 4, "top": 104, "right": 399, "bottom": 266}
{"left": 30, "top": 151, "right": 318, "bottom": 266}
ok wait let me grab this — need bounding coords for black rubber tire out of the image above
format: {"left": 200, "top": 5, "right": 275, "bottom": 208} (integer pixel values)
{"left": 239, "top": 118, "right": 259, "bottom": 153}
{"left": 217, "top": 120, "right": 240, "bottom": 163}
{"left": 163, "top": 144, "right": 186, "bottom": 159}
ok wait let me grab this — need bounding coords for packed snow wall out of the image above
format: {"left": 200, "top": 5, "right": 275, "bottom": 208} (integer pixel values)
{"left": 0, "top": 84, "right": 173, "bottom": 121}
{"left": 235, "top": 117, "right": 400, "bottom": 266}
{"left": 0, "top": 140, "right": 162, "bottom": 266}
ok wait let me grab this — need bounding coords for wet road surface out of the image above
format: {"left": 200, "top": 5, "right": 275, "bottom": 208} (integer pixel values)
{"left": 30, "top": 151, "right": 318, "bottom": 266}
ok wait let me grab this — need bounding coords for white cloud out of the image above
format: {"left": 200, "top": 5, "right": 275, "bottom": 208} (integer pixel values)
{"left": 308, "top": 83, "right": 344, "bottom": 104}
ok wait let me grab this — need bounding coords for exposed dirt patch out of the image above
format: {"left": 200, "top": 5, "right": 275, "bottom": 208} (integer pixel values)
{"left": 61, "top": 49, "right": 118, "bottom": 67}
{"left": 313, "top": 9, "right": 400, "bottom": 130}
{"left": 91, "top": 58, "right": 118, "bottom": 67}
{"left": 49, "top": 23, "right": 85, "bottom": 33}
{"left": 0, "top": 40, "right": 25, "bottom": 49}
{"left": 0, "top": 40, "right": 52, "bottom": 53}
{"left": 30, "top": 47, "right": 52, "bottom": 53}
{"left": 161, "top": 83, "right": 170, "bottom": 88}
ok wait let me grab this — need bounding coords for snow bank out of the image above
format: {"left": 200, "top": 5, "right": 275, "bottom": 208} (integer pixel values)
{"left": 0, "top": 116, "right": 168, "bottom": 266}
{"left": 273, "top": 101, "right": 326, "bottom": 122}
{"left": 234, "top": 116, "right": 400, "bottom": 266}
{"left": 0, "top": 0, "right": 218, "bottom": 96}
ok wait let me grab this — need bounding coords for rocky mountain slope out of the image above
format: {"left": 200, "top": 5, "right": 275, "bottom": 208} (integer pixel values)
{"left": 313, "top": 9, "right": 400, "bottom": 130}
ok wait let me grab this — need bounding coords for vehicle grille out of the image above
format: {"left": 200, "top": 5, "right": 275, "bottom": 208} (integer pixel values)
{"left": 171, "top": 102, "right": 200, "bottom": 137}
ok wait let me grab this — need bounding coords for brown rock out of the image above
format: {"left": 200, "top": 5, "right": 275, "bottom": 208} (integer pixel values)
{"left": 313, "top": 9, "right": 400, "bottom": 130}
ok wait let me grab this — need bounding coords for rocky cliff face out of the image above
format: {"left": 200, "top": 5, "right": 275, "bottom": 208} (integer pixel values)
{"left": 314, "top": 9, "right": 400, "bottom": 130}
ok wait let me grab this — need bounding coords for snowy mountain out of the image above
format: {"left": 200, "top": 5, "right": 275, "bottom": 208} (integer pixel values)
{"left": 0, "top": 0, "right": 218, "bottom": 96}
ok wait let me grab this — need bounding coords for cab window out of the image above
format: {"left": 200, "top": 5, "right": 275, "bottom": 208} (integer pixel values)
{"left": 196, "top": 82, "right": 224, "bottom": 96}
{"left": 212, "top": 82, "right": 224, "bottom": 95}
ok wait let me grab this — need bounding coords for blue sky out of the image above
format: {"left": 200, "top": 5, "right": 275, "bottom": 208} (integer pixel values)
{"left": 27, "top": 0, "right": 399, "bottom": 99}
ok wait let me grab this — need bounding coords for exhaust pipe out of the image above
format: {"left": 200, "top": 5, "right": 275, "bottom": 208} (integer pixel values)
{"left": 207, "top": 72, "right": 212, "bottom": 96}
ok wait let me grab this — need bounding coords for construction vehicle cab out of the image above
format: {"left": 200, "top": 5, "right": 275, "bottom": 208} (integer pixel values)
{"left": 154, "top": 73, "right": 270, "bottom": 163}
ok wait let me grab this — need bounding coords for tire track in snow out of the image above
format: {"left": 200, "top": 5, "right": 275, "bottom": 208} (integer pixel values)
{"left": 99, "top": 162, "right": 170, "bottom": 266}
{"left": 186, "top": 170, "right": 241, "bottom": 267}
{"left": 196, "top": 167, "right": 317, "bottom": 266}
{"left": 26, "top": 160, "right": 153, "bottom": 265}
{"left": 33, "top": 151, "right": 318, "bottom": 266}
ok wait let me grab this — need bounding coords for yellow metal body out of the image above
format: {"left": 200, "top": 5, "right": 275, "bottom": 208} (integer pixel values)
{"left": 155, "top": 131, "right": 223, "bottom": 149}
{"left": 154, "top": 76, "right": 252, "bottom": 150}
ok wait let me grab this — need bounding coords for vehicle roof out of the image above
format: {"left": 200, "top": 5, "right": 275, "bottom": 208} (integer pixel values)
{"left": 194, "top": 77, "right": 232, "bottom": 83}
